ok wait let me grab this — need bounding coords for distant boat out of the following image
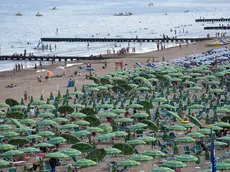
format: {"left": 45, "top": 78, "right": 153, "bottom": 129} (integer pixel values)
{"left": 36, "top": 12, "right": 43, "bottom": 17}
{"left": 52, "top": 7, "right": 57, "bottom": 10}
{"left": 114, "top": 12, "right": 133, "bottom": 16}
{"left": 148, "top": 2, "right": 153, "bottom": 6}
{"left": 184, "top": 10, "right": 189, "bottom": 13}
{"left": 15, "top": 12, "right": 22, "bottom": 16}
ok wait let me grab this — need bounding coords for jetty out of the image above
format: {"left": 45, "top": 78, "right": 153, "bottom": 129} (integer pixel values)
{"left": 196, "top": 18, "right": 230, "bottom": 22}
{"left": 40, "top": 37, "right": 212, "bottom": 43}
{"left": 204, "top": 26, "right": 230, "bottom": 30}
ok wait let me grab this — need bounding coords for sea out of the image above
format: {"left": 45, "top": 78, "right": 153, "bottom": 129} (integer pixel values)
{"left": 0, "top": 0, "right": 230, "bottom": 71}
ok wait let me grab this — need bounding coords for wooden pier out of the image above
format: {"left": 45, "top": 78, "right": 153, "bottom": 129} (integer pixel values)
{"left": 196, "top": 18, "right": 230, "bottom": 22}
{"left": 204, "top": 26, "right": 230, "bottom": 30}
{"left": 40, "top": 37, "right": 212, "bottom": 43}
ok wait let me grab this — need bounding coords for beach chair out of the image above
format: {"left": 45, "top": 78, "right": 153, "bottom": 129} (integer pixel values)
{"left": 183, "top": 146, "right": 190, "bottom": 155}
{"left": 8, "top": 168, "right": 17, "bottom": 172}
{"left": 192, "top": 145, "right": 203, "bottom": 155}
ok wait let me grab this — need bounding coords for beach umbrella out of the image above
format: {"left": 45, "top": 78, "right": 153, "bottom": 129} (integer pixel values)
{"left": 11, "top": 105, "right": 27, "bottom": 110}
{"left": 152, "top": 97, "right": 167, "bottom": 103}
{"left": 197, "top": 128, "right": 215, "bottom": 135}
{"left": 151, "top": 167, "right": 174, "bottom": 172}
{"left": 59, "top": 124, "right": 78, "bottom": 130}
{"left": 71, "top": 142, "right": 94, "bottom": 153}
{"left": 48, "top": 137, "right": 66, "bottom": 145}
{"left": 205, "top": 75, "right": 216, "bottom": 79}
{"left": 143, "top": 150, "right": 166, "bottom": 157}
{"left": 52, "top": 117, "right": 68, "bottom": 123}
{"left": 39, "top": 119, "right": 57, "bottom": 126}
{"left": 87, "top": 87, "right": 100, "bottom": 92}
{"left": 69, "top": 112, "right": 87, "bottom": 118}
{"left": 20, "top": 147, "right": 40, "bottom": 153}
{"left": 0, "top": 160, "right": 10, "bottom": 167}
{"left": 206, "top": 141, "right": 227, "bottom": 147}
{"left": 130, "top": 154, "right": 153, "bottom": 162}
{"left": 99, "top": 112, "right": 117, "bottom": 118}
{"left": 183, "top": 81, "right": 195, "bottom": 85}
{"left": 206, "top": 125, "right": 223, "bottom": 131}
{"left": 129, "top": 123, "right": 147, "bottom": 130}
{"left": 167, "top": 125, "right": 186, "bottom": 131}
{"left": 99, "top": 124, "right": 113, "bottom": 133}
{"left": 175, "top": 136, "right": 195, "bottom": 143}
{"left": 0, "top": 125, "right": 11, "bottom": 131}
{"left": 39, "top": 104, "right": 55, "bottom": 110}
{"left": 187, "top": 104, "right": 204, "bottom": 109}
{"left": 162, "top": 161, "right": 187, "bottom": 169}
{"left": 73, "top": 158, "right": 96, "bottom": 168}
{"left": 60, "top": 148, "right": 82, "bottom": 157}
{"left": 160, "top": 104, "right": 175, "bottom": 109}
{"left": 127, "top": 104, "right": 144, "bottom": 109}
{"left": 37, "top": 112, "right": 55, "bottom": 118}
{"left": 131, "top": 113, "right": 149, "bottom": 118}
{"left": 216, "top": 108, "right": 230, "bottom": 114}
{"left": 115, "top": 118, "right": 133, "bottom": 123}
{"left": 34, "top": 143, "right": 54, "bottom": 148}
{"left": 178, "top": 123, "right": 195, "bottom": 128}
{"left": 20, "top": 119, "right": 36, "bottom": 125}
{"left": 216, "top": 163, "right": 230, "bottom": 170}
{"left": 97, "top": 86, "right": 108, "bottom": 90}
{"left": 137, "top": 136, "right": 156, "bottom": 142}
{"left": 187, "top": 132, "right": 205, "bottom": 139}
{"left": 0, "top": 144, "right": 14, "bottom": 151}
{"left": 223, "top": 159, "right": 230, "bottom": 163}
{"left": 87, "top": 127, "right": 103, "bottom": 133}
{"left": 74, "top": 130, "right": 91, "bottom": 137}
{"left": 45, "top": 152, "right": 69, "bottom": 159}
{"left": 148, "top": 78, "right": 159, "bottom": 82}
{"left": 208, "top": 89, "right": 224, "bottom": 93}
{"left": 0, "top": 103, "right": 9, "bottom": 108}
{"left": 1, "top": 131, "right": 19, "bottom": 137}
{"left": 25, "top": 134, "right": 42, "bottom": 140}
{"left": 175, "top": 154, "right": 198, "bottom": 162}
{"left": 126, "top": 139, "right": 146, "bottom": 146}
{"left": 136, "top": 87, "right": 150, "bottom": 91}
{"left": 95, "top": 133, "right": 115, "bottom": 141}
{"left": 187, "top": 115, "right": 202, "bottom": 127}
{"left": 105, "top": 148, "right": 121, "bottom": 155}
{"left": 117, "top": 160, "right": 140, "bottom": 167}
{"left": 112, "top": 109, "right": 126, "bottom": 114}
{"left": 112, "top": 131, "right": 128, "bottom": 137}
{"left": 167, "top": 111, "right": 182, "bottom": 121}
{"left": 99, "top": 104, "right": 114, "bottom": 109}
{"left": 15, "top": 127, "right": 31, "bottom": 133}
{"left": 74, "top": 120, "right": 90, "bottom": 126}
{"left": 213, "top": 122, "right": 230, "bottom": 127}
{"left": 86, "top": 83, "right": 98, "bottom": 87}
{"left": 104, "top": 84, "right": 114, "bottom": 89}
{"left": 71, "top": 104, "right": 85, "bottom": 109}
{"left": 31, "top": 100, "right": 46, "bottom": 106}
{"left": 188, "top": 87, "right": 202, "bottom": 91}
{"left": 70, "top": 91, "right": 84, "bottom": 96}
{"left": 1, "top": 150, "right": 24, "bottom": 157}
{"left": 217, "top": 136, "right": 230, "bottom": 141}
{"left": 37, "top": 131, "right": 55, "bottom": 137}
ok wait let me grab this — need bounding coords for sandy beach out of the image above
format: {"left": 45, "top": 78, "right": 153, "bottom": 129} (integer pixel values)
{"left": 0, "top": 40, "right": 225, "bottom": 102}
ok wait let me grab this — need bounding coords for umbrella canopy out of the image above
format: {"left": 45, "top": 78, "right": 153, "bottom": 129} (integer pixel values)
{"left": 197, "top": 128, "right": 215, "bottom": 135}
{"left": 15, "top": 127, "right": 31, "bottom": 133}
{"left": 143, "top": 150, "right": 166, "bottom": 157}
{"left": 99, "top": 112, "right": 117, "bottom": 118}
{"left": 130, "top": 154, "right": 153, "bottom": 162}
{"left": 1, "top": 131, "right": 19, "bottom": 137}
{"left": 0, "top": 124, "right": 11, "bottom": 131}
{"left": 115, "top": 118, "right": 133, "bottom": 123}
{"left": 20, "top": 119, "right": 36, "bottom": 125}
{"left": 167, "top": 125, "right": 187, "bottom": 131}
{"left": 31, "top": 100, "right": 46, "bottom": 106}
{"left": 61, "top": 148, "right": 82, "bottom": 157}
{"left": 206, "top": 125, "right": 223, "bottom": 131}
{"left": 99, "top": 124, "right": 113, "bottom": 133}
{"left": 99, "top": 104, "right": 114, "bottom": 109}
{"left": 70, "top": 91, "right": 84, "bottom": 96}
{"left": 1, "top": 150, "right": 24, "bottom": 157}
{"left": 20, "top": 147, "right": 40, "bottom": 153}
{"left": 129, "top": 123, "right": 148, "bottom": 130}
{"left": 48, "top": 137, "right": 66, "bottom": 145}
{"left": 208, "top": 89, "right": 224, "bottom": 93}
{"left": 187, "top": 132, "right": 205, "bottom": 139}
{"left": 74, "top": 120, "right": 90, "bottom": 126}
{"left": 73, "top": 158, "right": 97, "bottom": 168}
{"left": 217, "top": 136, "right": 230, "bottom": 141}
{"left": 152, "top": 97, "right": 168, "bottom": 103}
{"left": 151, "top": 167, "right": 174, "bottom": 172}
{"left": 117, "top": 160, "right": 140, "bottom": 167}
{"left": 11, "top": 105, "right": 27, "bottom": 110}
{"left": 162, "top": 161, "right": 187, "bottom": 169}
{"left": 95, "top": 133, "right": 115, "bottom": 141}
{"left": 87, "top": 127, "right": 103, "bottom": 133}
{"left": 175, "top": 154, "right": 198, "bottom": 162}
{"left": 131, "top": 113, "right": 149, "bottom": 118}
{"left": 69, "top": 113, "right": 87, "bottom": 118}
{"left": 188, "top": 104, "right": 204, "bottom": 109}
{"left": 126, "top": 139, "right": 146, "bottom": 146}
{"left": 216, "top": 163, "right": 230, "bottom": 170}
{"left": 137, "top": 136, "right": 156, "bottom": 142}
{"left": 74, "top": 130, "right": 91, "bottom": 137}
{"left": 0, "top": 160, "right": 10, "bottom": 167}
{"left": 178, "top": 123, "right": 195, "bottom": 128}
{"left": 112, "top": 109, "right": 126, "bottom": 114}
{"left": 34, "top": 143, "right": 54, "bottom": 148}
{"left": 52, "top": 118, "right": 68, "bottom": 123}
{"left": 45, "top": 152, "right": 69, "bottom": 159}
{"left": 39, "top": 104, "right": 56, "bottom": 110}
{"left": 167, "top": 111, "right": 182, "bottom": 121}
{"left": 105, "top": 148, "right": 122, "bottom": 155}
{"left": 160, "top": 104, "right": 175, "bottom": 109}
{"left": 175, "top": 136, "right": 195, "bottom": 143}
{"left": 0, "top": 144, "right": 15, "bottom": 151}
{"left": 0, "top": 103, "right": 9, "bottom": 108}
{"left": 112, "top": 131, "right": 128, "bottom": 137}
{"left": 38, "top": 120, "right": 57, "bottom": 126}
{"left": 216, "top": 108, "right": 230, "bottom": 114}
{"left": 38, "top": 131, "right": 55, "bottom": 137}
{"left": 25, "top": 134, "right": 42, "bottom": 140}
{"left": 37, "top": 113, "right": 55, "bottom": 118}
{"left": 127, "top": 104, "right": 144, "bottom": 109}
{"left": 213, "top": 122, "right": 230, "bottom": 127}
{"left": 206, "top": 141, "right": 227, "bottom": 147}
{"left": 59, "top": 124, "right": 78, "bottom": 130}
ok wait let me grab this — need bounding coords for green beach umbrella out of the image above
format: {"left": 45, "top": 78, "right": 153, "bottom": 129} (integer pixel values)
{"left": 167, "top": 125, "right": 186, "bottom": 131}
{"left": 61, "top": 148, "right": 82, "bottom": 157}
{"left": 167, "top": 111, "right": 182, "bottom": 121}
{"left": 137, "top": 136, "right": 156, "bottom": 142}
{"left": 151, "top": 167, "right": 174, "bottom": 172}
{"left": 160, "top": 104, "right": 175, "bottom": 109}
{"left": 20, "top": 147, "right": 40, "bottom": 153}
{"left": 45, "top": 152, "right": 69, "bottom": 159}
{"left": 37, "top": 112, "right": 55, "bottom": 118}
{"left": 0, "top": 103, "right": 9, "bottom": 108}
{"left": 99, "top": 112, "right": 117, "bottom": 118}
{"left": 143, "top": 150, "right": 166, "bottom": 157}
{"left": 208, "top": 89, "right": 224, "bottom": 93}
{"left": 152, "top": 97, "right": 168, "bottom": 103}
{"left": 99, "top": 124, "right": 113, "bottom": 133}
{"left": 71, "top": 104, "right": 85, "bottom": 109}
{"left": 129, "top": 123, "right": 147, "bottom": 130}
{"left": 39, "top": 119, "right": 57, "bottom": 126}
{"left": 74, "top": 130, "right": 91, "bottom": 137}
{"left": 175, "top": 136, "right": 195, "bottom": 143}
{"left": 115, "top": 118, "right": 133, "bottom": 123}
{"left": 130, "top": 154, "right": 153, "bottom": 162}
{"left": 73, "top": 159, "right": 96, "bottom": 168}
{"left": 70, "top": 91, "right": 84, "bottom": 96}
{"left": 175, "top": 154, "right": 198, "bottom": 162}
{"left": 87, "top": 127, "right": 103, "bottom": 133}
{"left": 187, "top": 115, "right": 203, "bottom": 127}
{"left": 117, "top": 160, "right": 140, "bottom": 167}
{"left": 131, "top": 113, "right": 149, "bottom": 118}
{"left": 206, "top": 125, "right": 223, "bottom": 131}
{"left": 112, "top": 109, "right": 126, "bottom": 114}
{"left": 31, "top": 100, "right": 46, "bottom": 106}
{"left": 37, "top": 131, "right": 55, "bottom": 137}
{"left": 74, "top": 120, "right": 90, "bottom": 126}
{"left": 213, "top": 122, "right": 230, "bottom": 127}
{"left": 183, "top": 81, "right": 195, "bottom": 85}
{"left": 71, "top": 142, "right": 94, "bottom": 153}
{"left": 39, "top": 104, "right": 55, "bottom": 110}
{"left": 0, "top": 124, "right": 11, "bottom": 131}
{"left": 34, "top": 143, "right": 54, "bottom": 148}
{"left": 11, "top": 105, "right": 27, "bottom": 110}
{"left": 87, "top": 87, "right": 100, "bottom": 92}
{"left": 216, "top": 108, "right": 230, "bottom": 114}
{"left": 217, "top": 136, "right": 230, "bottom": 141}
{"left": 99, "top": 104, "right": 114, "bottom": 109}
{"left": 113, "top": 131, "right": 128, "bottom": 137}
{"left": 206, "top": 141, "right": 227, "bottom": 147}
{"left": 69, "top": 112, "right": 87, "bottom": 118}
{"left": 15, "top": 127, "right": 31, "bottom": 133}
{"left": 48, "top": 137, "right": 66, "bottom": 145}
{"left": 1, "top": 150, "right": 23, "bottom": 156}
{"left": 20, "top": 119, "right": 36, "bottom": 125}
{"left": 59, "top": 124, "right": 78, "bottom": 130}
{"left": 52, "top": 118, "right": 68, "bottom": 123}
{"left": 0, "top": 160, "right": 10, "bottom": 167}
{"left": 25, "top": 134, "right": 42, "bottom": 140}
{"left": 187, "top": 132, "right": 205, "bottom": 139}
{"left": 136, "top": 87, "right": 150, "bottom": 91}
{"left": 105, "top": 148, "right": 122, "bottom": 155}
{"left": 188, "top": 87, "right": 202, "bottom": 91}
{"left": 95, "top": 133, "right": 115, "bottom": 141}
{"left": 126, "top": 139, "right": 146, "bottom": 146}
{"left": 216, "top": 163, "right": 230, "bottom": 170}
{"left": 178, "top": 123, "right": 195, "bottom": 128}
{"left": 127, "top": 104, "right": 144, "bottom": 109}
{"left": 197, "top": 128, "right": 215, "bottom": 135}
{"left": 188, "top": 104, "right": 204, "bottom": 109}
{"left": 162, "top": 161, "right": 187, "bottom": 169}
{"left": 1, "top": 131, "right": 19, "bottom": 137}
{"left": 0, "top": 144, "right": 14, "bottom": 151}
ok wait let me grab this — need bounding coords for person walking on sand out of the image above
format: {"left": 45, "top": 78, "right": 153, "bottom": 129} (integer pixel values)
{"left": 162, "top": 56, "right": 165, "bottom": 61}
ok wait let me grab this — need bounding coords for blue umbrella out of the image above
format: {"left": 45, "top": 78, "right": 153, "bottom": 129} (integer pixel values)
{"left": 85, "top": 67, "right": 95, "bottom": 71}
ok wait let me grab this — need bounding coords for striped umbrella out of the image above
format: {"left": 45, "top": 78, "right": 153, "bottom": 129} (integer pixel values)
{"left": 69, "top": 113, "right": 87, "bottom": 118}
{"left": 0, "top": 160, "right": 10, "bottom": 167}
{"left": 37, "top": 113, "right": 55, "bottom": 118}
{"left": 0, "top": 144, "right": 15, "bottom": 151}
{"left": 216, "top": 163, "right": 230, "bottom": 170}
{"left": 117, "top": 160, "right": 140, "bottom": 167}
{"left": 131, "top": 113, "right": 149, "bottom": 118}
{"left": 38, "top": 120, "right": 57, "bottom": 126}
{"left": 0, "top": 125, "right": 11, "bottom": 131}
{"left": 52, "top": 118, "right": 68, "bottom": 123}
{"left": 99, "top": 124, "right": 113, "bottom": 133}
{"left": 175, "top": 154, "right": 198, "bottom": 162}
{"left": 73, "top": 159, "right": 97, "bottom": 168}
{"left": 112, "top": 131, "right": 128, "bottom": 137}
{"left": 74, "top": 120, "right": 90, "bottom": 126}
{"left": 15, "top": 127, "right": 31, "bottom": 133}
{"left": 20, "top": 119, "right": 36, "bottom": 125}
{"left": 20, "top": 147, "right": 40, "bottom": 153}
{"left": 1, "top": 150, "right": 24, "bottom": 156}
{"left": 61, "top": 148, "right": 82, "bottom": 157}
{"left": 105, "top": 148, "right": 122, "bottom": 155}
{"left": 25, "top": 134, "right": 42, "bottom": 140}
{"left": 151, "top": 167, "right": 174, "bottom": 172}
{"left": 95, "top": 133, "right": 115, "bottom": 141}
{"left": 59, "top": 124, "right": 78, "bottom": 130}
{"left": 99, "top": 112, "right": 117, "bottom": 118}
{"left": 137, "top": 136, "right": 156, "bottom": 142}
{"left": 34, "top": 143, "right": 54, "bottom": 148}
{"left": 115, "top": 118, "right": 133, "bottom": 123}
{"left": 38, "top": 131, "right": 55, "bottom": 137}
{"left": 175, "top": 136, "right": 195, "bottom": 143}
{"left": 162, "top": 161, "right": 187, "bottom": 169}
{"left": 45, "top": 152, "right": 69, "bottom": 158}
{"left": 187, "top": 132, "right": 205, "bottom": 139}
{"left": 197, "top": 128, "right": 215, "bottom": 135}
{"left": 87, "top": 127, "right": 103, "bottom": 133}
{"left": 48, "top": 137, "right": 66, "bottom": 145}
{"left": 167, "top": 125, "right": 187, "bottom": 131}
{"left": 1, "top": 131, "right": 19, "bottom": 137}
{"left": 129, "top": 123, "right": 148, "bottom": 130}
{"left": 126, "top": 139, "right": 146, "bottom": 146}
{"left": 130, "top": 154, "right": 153, "bottom": 162}
{"left": 74, "top": 130, "right": 91, "bottom": 137}
{"left": 143, "top": 150, "right": 166, "bottom": 158}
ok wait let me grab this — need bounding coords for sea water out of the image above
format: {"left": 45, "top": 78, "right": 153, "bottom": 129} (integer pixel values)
{"left": 0, "top": 0, "right": 230, "bottom": 71}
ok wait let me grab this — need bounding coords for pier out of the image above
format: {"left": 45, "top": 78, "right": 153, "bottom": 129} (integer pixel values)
{"left": 204, "top": 26, "right": 230, "bottom": 30}
{"left": 196, "top": 18, "right": 230, "bottom": 22}
{"left": 40, "top": 37, "right": 213, "bottom": 43}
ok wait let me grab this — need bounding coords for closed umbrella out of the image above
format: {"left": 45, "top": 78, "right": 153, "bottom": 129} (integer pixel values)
{"left": 167, "top": 111, "right": 182, "bottom": 121}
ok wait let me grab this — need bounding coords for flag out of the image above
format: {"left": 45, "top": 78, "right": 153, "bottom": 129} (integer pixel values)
{"left": 210, "top": 128, "right": 216, "bottom": 172}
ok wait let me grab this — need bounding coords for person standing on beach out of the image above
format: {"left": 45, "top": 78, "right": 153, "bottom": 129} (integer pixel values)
{"left": 24, "top": 91, "right": 28, "bottom": 102}
{"left": 54, "top": 44, "right": 57, "bottom": 50}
